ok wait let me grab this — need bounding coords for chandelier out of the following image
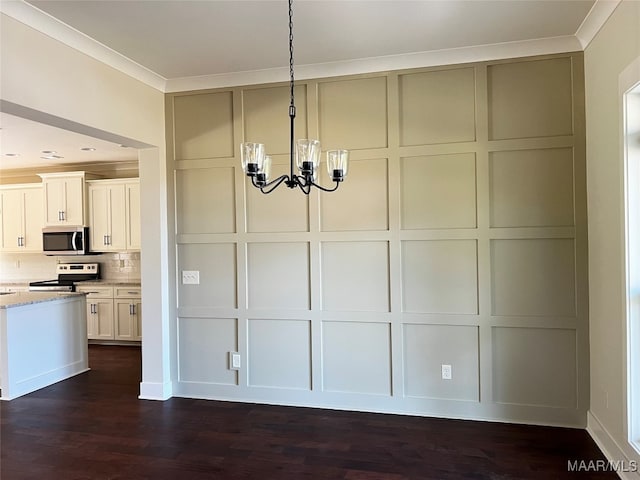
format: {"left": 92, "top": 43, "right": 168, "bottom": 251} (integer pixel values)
{"left": 240, "top": 0, "right": 349, "bottom": 195}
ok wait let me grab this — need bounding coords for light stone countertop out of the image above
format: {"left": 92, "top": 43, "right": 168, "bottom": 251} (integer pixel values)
{"left": 74, "top": 280, "right": 141, "bottom": 287}
{"left": 0, "top": 291, "right": 87, "bottom": 309}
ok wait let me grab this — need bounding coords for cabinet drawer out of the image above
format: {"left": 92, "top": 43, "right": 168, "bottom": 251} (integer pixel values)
{"left": 115, "top": 287, "right": 141, "bottom": 298}
{"left": 76, "top": 286, "right": 113, "bottom": 298}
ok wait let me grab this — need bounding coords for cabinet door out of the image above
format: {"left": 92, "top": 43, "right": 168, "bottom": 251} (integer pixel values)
{"left": 43, "top": 177, "right": 66, "bottom": 225}
{"left": 89, "top": 185, "right": 110, "bottom": 251}
{"left": 126, "top": 183, "right": 140, "bottom": 250}
{"left": 133, "top": 300, "right": 142, "bottom": 340}
{"left": 115, "top": 299, "right": 136, "bottom": 340}
{"left": 89, "top": 184, "right": 126, "bottom": 252}
{"left": 87, "top": 299, "right": 114, "bottom": 340}
{"left": 43, "top": 177, "right": 84, "bottom": 225}
{"left": 63, "top": 177, "right": 85, "bottom": 226}
{"left": 108, "top": 184, "right": 127, "bottom": 251}
{"left": 22, "top": 187, "right": 43, "bottom": 251}
{"left": 1, "top": 189, "right": 23, "bottom": 251}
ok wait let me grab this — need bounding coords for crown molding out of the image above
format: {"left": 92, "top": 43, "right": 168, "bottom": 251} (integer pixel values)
{"left": 166, "top": 35, "right": 583, "bottom": 92}
{"left": 0, "top": 0, "right": 167, "bottom": 92}
{"left": 575, "top": 0, "right": 621, "bottom": 49}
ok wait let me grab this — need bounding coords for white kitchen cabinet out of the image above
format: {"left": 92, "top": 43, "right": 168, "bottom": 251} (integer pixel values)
{"left": 88, "top": 299, "right": 115, "bottom": 340}
{"left": 39, "top": 172, "right": 88, "bottom": 226}
{"left": 114, "top": 286, "right": 142, "bottom": 341}
{"left": 77, "top": 286, "right": 115, "bottom": 340}
{"left": 76, "top": 284, "right": 141, "bottom": 342}
{"left": 88, "top": 179, "right": 139, "bottom": 252}
{"left": 88, "top": 182, "right": 126, "bottom": 252}
{"left": 0, "top": 184, "right": 43, "bottom": 252}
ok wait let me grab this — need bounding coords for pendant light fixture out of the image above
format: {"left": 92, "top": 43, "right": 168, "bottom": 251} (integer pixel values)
{"left": 240, "top": 0, "right": 349, "bottom": 195}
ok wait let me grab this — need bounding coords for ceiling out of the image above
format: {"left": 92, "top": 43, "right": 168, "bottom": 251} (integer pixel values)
{"left": 0, "top": 113, "right": 138, "bottom": 171}
{"left": 0, "top": 0, "right": 609, "bottom": 171}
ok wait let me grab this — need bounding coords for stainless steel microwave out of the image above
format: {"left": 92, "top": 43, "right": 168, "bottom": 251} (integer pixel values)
{"left": 42, "top": 226, "right": 90, "bottom": 255}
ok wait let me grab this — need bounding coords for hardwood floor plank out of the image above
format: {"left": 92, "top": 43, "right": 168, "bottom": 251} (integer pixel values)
{"left": 0, "top": 345, "right": 618, "bottom": 479}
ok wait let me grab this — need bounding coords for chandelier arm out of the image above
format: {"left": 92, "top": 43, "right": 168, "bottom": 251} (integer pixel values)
{"left": 307, "top": 179, "right": 341, "bottom": 192}
{"left": 253, "top": 174, "right": 290, "bottom": 194}
{"left": 293, "top": 175, "right": 312, "bottom": 195}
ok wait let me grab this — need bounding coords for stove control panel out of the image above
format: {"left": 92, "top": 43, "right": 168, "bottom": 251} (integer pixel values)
{"left": 56, "top": 263, "right": 99, "bottom": 275}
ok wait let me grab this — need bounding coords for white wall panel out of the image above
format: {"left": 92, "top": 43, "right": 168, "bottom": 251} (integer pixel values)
{"left": 321, "top": 241, "right": 390, "bottom": 312}
{"left": 399, "top": 67, "right": 476, "bottom": 146}
{"left": 488, "top": 57, "right": 574, "bottom": 140}
{"left": 176, "top": 167, "right": 236, "bottom": 234}
{"left": 492, "top": 327, "right": 577, "bottom": 408}
{"left": 402, "top": 240, "right": 478, "bottom": 314}
{"left": 400, "top": 153, "right": 477, "bottom": 229}
{"left": 403, "top": 324, "right": 479, "bottom": 401}
{"left": 177, "top": 243, "right": 237, "bottom": 308}
{"left": 174, "top": 92, "right": 234, "bottom": 159}
{"left": 318, "top": 77, "right": 388, "bottom": 150}
{"left": 491, "top": 239, "right": 576, "bottom": 317}
{"left": 248, "top": 319, "right": 311, "bottom": 390}
{"left": 322, "top": 321, "right": 391, "bottom": 395}
{"left": 490, "top": 148, "right": 574, "bottom": 228}
{"left": 320, "top": 158, "right": 389, "bottom": 232}
{"left": 178, "top": 317, "right": 238, "bottom": 385}
{"left": 247, "top": 242, "right": 310, "bottom": 310}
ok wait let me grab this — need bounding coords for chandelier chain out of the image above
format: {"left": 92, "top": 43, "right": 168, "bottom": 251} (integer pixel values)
{"left": 288, "top": 0, "right": 295, "bottom": 110}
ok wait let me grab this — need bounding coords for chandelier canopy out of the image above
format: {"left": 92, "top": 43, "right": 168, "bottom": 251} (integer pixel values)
{"left": 240, "top": 0, "right": 349, "bottom": 195}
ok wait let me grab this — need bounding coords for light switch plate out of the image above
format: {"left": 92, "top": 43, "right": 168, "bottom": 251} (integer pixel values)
{"left": 182, "top": 270, "right": 200, "bottom": 284}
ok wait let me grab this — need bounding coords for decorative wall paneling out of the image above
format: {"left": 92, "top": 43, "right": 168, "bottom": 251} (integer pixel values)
{"left": 168, "top": 53, "right": 588, "bottom": 426}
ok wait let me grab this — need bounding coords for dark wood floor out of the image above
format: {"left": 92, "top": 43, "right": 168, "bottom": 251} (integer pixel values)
{"left": 0, "top": 345, "right": 616, "bottom": 479}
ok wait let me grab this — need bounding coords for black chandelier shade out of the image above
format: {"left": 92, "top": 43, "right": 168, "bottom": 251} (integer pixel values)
{"left": 240, "top": 0, "right": 349, "bottom": 195}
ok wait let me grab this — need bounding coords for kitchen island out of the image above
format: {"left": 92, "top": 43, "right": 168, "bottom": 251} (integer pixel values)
{"left": 0, "top": 292, "right": 88, "bottom": 400}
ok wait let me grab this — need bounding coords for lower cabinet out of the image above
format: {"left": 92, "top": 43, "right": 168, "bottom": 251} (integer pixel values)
{"left": 114, "top": 287, "right": 142, "bottom": 341}
{"left": 76, "top": 285, "right": 141, "bottom": 342}
{"left": 88, "top": 299, "right": 115, "bottom": 339}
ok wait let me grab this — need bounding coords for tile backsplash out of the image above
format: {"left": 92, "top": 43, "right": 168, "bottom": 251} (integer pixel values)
{"left": 0, "top": 252, "right": 141, "bottom": 283}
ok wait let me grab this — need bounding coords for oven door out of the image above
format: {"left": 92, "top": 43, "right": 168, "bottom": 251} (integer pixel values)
{"left": 42, "top": 226, "right": 89, "bottom": 255}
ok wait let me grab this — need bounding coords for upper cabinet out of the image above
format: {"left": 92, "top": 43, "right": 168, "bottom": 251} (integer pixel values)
{"left": 0, "top": 184, "right": 43, "bottom": 252}
{"left": 88, "top": 178, "right": 140, "bottom": 252}
{"left": 38, "top": 172, "right": 88, "bottom": 226}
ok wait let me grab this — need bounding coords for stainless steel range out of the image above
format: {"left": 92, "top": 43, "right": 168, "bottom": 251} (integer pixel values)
{"left": 29, "top": 263, "right": 99, "bottom": 292}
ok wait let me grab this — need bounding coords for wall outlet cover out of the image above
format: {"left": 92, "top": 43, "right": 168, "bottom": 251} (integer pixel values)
{"left": 442, "top": 364, "right": 452, "bottom": 380}
{"left": 229, "top": 352, "right": 241, "bottom": 370}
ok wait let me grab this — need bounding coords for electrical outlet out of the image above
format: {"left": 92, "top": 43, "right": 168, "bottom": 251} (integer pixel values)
{"left": 229, "top": 352, "right": 241, "bottom": 370}
{"left": 441, "top": 364, "right": 452, "bottom": 380}
{"left": 182, "top": 270, "right": 200, "bottom": 285}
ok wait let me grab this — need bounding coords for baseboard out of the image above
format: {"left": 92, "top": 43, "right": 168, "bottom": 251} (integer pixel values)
{"left": 587, "top": 411, "right": 640, "bottom": 479}
{"left": 138, "top": 380, "right": 172, "bottom": 401}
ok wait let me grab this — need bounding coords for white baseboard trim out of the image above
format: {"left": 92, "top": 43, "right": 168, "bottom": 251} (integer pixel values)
{"left": 138, "top": 381, "right": 172, "bottom": 401}
{"left": 587, "top": 411, "right": 640, "bottom": 479}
